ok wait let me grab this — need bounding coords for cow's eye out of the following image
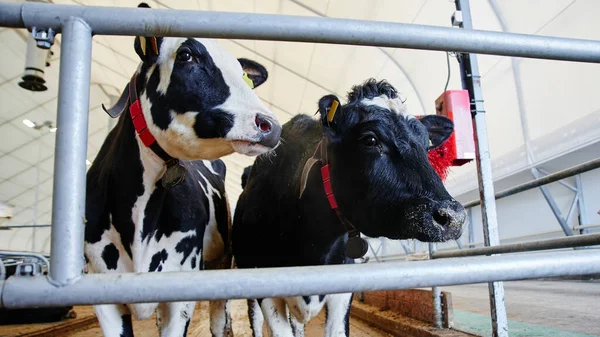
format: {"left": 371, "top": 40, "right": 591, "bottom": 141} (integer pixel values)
{"left": 176, "top": 51, "right": 192, "bottom": 62}
{"left": 361, "top": 135, "right": 378, "bottom": 147}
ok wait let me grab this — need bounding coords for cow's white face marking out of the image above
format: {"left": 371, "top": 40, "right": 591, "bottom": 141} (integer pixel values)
{"left": 139, "top": 37, "right": 280, "bottom": 161}
{"left": 361, "top": 94, "right": 410, "bottom": 117}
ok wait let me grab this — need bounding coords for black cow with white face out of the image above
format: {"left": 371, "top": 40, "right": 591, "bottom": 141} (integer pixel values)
{"left": 233, "top": 79, "right": 465, "bottom": 337}
{"left": 85, "top": 5, "right": 281, "bottom": 337}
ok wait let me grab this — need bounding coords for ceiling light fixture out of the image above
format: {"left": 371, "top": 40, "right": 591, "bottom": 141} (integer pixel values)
{"left": 23, "top": 119, "right": 36, "bottom": 128}
{"left": 22, "top": 119, "right": 55, "bottom": 131}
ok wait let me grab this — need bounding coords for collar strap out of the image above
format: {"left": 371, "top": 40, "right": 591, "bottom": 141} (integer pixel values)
{"left": 127, "top": 77, "right": 174, "bottom": 163}
{"left": 102, "top": 74, "right": 187, "bottom": 189}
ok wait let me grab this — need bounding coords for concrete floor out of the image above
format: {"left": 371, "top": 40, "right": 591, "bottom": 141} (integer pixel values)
{"left": 441, "top": 280, "right": 600, "bottom": 336}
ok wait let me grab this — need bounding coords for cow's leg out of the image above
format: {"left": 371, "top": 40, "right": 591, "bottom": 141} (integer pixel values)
{"left": 283, "top": 296, "right": 325, "bottom": 325}
{"left": 156, "top": 301, "right": 195, "bottom": 337}
{"left": 94, "top": 304, "right": 134, "bottom": 337}
{"left": 209, "top": 299, "right": 233, "bottom": 337}
{"left": 324, "top": 293, "right": 353, "bottom": 337}
{"left": 248, "top": 299, "right": 264, "bottom": 337}
{"left": 203, "top": 186, "right": 234, "bottom": 337}
{"left": 289, "top": 315, "right": 304, "bottom": 337}
{"left": 260, "top": 298, "right": 294, "bottom": 337}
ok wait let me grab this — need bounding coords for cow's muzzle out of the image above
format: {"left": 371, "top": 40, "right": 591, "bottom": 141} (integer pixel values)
{"left": 431, "top": 199, "right": 466, "bottom": 241}
{"left": 255, "top": 113, "right": 281, "bottom": 149}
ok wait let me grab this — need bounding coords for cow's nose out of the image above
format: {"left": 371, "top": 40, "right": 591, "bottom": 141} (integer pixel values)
{"left": 432, "top": 200, "right": 466, "bottom": 239}
{"left": 255, "top": 113, "right": 281, "bottom": 149}
{"left": 255, "top": 114, "right": 272, "bottom": 133}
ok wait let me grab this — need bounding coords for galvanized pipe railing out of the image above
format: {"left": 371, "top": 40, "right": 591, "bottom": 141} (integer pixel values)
{"left": 432, "top": 233, "right": 600, "bottom": 259}
{"left": 1, "top": 2, "right": 600, "bottom": 63}
{"left": 463, "top": 157, "right": 600, "bottom": 209}
{"left": 2, "top": 250, "right": 600, "bottom": 309}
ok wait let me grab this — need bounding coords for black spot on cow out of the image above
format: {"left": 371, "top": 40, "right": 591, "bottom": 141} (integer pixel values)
{"left": 191, "top": 256, "right": 196, "bottom": 269}
{"left": 149, "top": 249, "right": 168, "bottom": 272}
{"left": 120, "top": 314, "right": 133, "bottom": 337}
{"left": 175, "top": 236, "right": 199, "bottom": 265}
{"left": 101, "top": 243, "right": 119, "bottom": 270}
{"left": 183, "top": 317, "right": 191, "bottom": 337}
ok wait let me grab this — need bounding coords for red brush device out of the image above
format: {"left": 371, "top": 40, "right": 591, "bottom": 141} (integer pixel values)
{"left": 421, "top": 90, "right": 475, "bottom": 181}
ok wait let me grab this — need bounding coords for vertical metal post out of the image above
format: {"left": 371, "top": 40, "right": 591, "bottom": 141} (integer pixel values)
{"left": 467, "top": 208, "right": 474, "bottom": 248}
{"left": 455, "top": 1, "right": 508, "bottom": 336}
{"left": 49, "top": 17, "right": 92, "bottom": 285}
{"left": 575, "top": 175, "right": 588, "bottom": 234}
{"left": 429, "top": 243, "right": 443, "bottom": 328}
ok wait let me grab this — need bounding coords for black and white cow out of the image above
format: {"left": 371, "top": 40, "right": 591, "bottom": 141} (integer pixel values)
{"left": 232, "top": 79, "right": 466, "bottom": 337}
{"left": 85, "top": 5, "right": 281, "bottom": 337}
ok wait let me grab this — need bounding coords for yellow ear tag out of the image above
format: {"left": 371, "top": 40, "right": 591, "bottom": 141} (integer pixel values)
{"left": 327, "top": 100, "right": 339, "bottom": 123}
{"left": 242, "top": 72, "right": 255, "bottom": 89}
{"left": 139, "top": 36, "right": 147, "bottom": 56}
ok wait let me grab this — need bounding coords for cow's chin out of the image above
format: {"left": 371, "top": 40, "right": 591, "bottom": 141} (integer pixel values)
{"left": 231, "top": 140, "right": 272, "bottom": 156}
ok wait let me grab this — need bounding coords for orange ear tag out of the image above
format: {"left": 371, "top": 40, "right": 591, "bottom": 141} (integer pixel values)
{"left": 327, "top": 100, "right": 339, "bottom": 123}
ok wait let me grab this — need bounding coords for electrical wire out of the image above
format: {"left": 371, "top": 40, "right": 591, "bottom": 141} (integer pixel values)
{"left": 444, "top": 51, "right": 451, "bottom": 92}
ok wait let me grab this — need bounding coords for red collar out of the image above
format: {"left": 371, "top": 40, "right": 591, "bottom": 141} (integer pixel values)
{"left": 102, "top": 75, "right": 186, "bottom": 188}
{"left": 299, "top": 137, "right": 368, "bottom": 258}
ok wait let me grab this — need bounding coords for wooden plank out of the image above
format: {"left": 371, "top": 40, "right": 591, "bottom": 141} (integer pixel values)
{"left": 351, "top": 301, "right": 480, "bottom": 337}
{"left": 360, "top": 289, "right": 454, "bottom": 327}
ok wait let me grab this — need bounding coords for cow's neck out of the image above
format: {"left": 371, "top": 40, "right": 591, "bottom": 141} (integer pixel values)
{"left": 136, "top": 135, "right": 168, "bottom": 185}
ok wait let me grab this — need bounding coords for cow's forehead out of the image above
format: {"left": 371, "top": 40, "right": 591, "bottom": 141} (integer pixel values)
{"left": 359, "top": 94, "right": 409, "bottom": 117}
{"left": 158, "top": 38, "right": 243, "bottom": 77}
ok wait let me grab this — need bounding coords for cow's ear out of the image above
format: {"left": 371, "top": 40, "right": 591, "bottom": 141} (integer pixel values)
{"left": 134, "top": 3, "right": 162, "bottom": 63}
{"left": 238, "top": 58, "right": 268, "bottom": 89}
{"left": 419, "top": 115, "right": 454, "bottom": 150}
{"left": 318, "top": 94, "right": 341, "bottom": 129}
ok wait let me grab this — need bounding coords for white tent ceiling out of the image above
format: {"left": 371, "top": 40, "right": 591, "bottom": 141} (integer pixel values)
{"left": 1, "top": 0, "right": 599, "bottom": 253}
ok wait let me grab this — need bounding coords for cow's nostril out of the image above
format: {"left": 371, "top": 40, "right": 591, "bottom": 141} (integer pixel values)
{"left": 433, "top": 210, "right": 451, "bottom": 227}
{"left": 255, "top": 115, "right": 272, "bottom": 133}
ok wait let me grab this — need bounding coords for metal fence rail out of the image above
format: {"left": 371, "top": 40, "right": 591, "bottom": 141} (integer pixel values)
{"left": 432, "top": 233, "right": 600, "bottom": 259}
{"left": 1, "top": 2, "right": 600, "bottom": 63}
{"left": 2, "top": 250, "right": 600, "bottom": 308}
{"left": 463, "top": 157, "right": 600, "bottom": 209}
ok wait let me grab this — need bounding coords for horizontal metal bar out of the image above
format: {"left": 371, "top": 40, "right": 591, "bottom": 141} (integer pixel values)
{"left": 0, "top": 3, "right": 22, "bottom": 28}
{"left": 432, "top": 233, "right": 600, "bottom": 259}
{"left": 2, "top": 250, "right": 600, "bottom": 308}
{"left": 464, "top": 158, "right": 600, "bottom": 208}
{"left": 1, "top": 2, "right": 600, "bottom": 63}
{"left": 0, "top": 251, "right": 51, "bottom": 272}
{"left": 0, "top": 224, "right": 52, "bottom": 229}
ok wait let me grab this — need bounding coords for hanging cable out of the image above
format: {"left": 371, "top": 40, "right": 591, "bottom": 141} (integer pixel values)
{"left": 444, "top": 51, "right": 451, "bottom": 92}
